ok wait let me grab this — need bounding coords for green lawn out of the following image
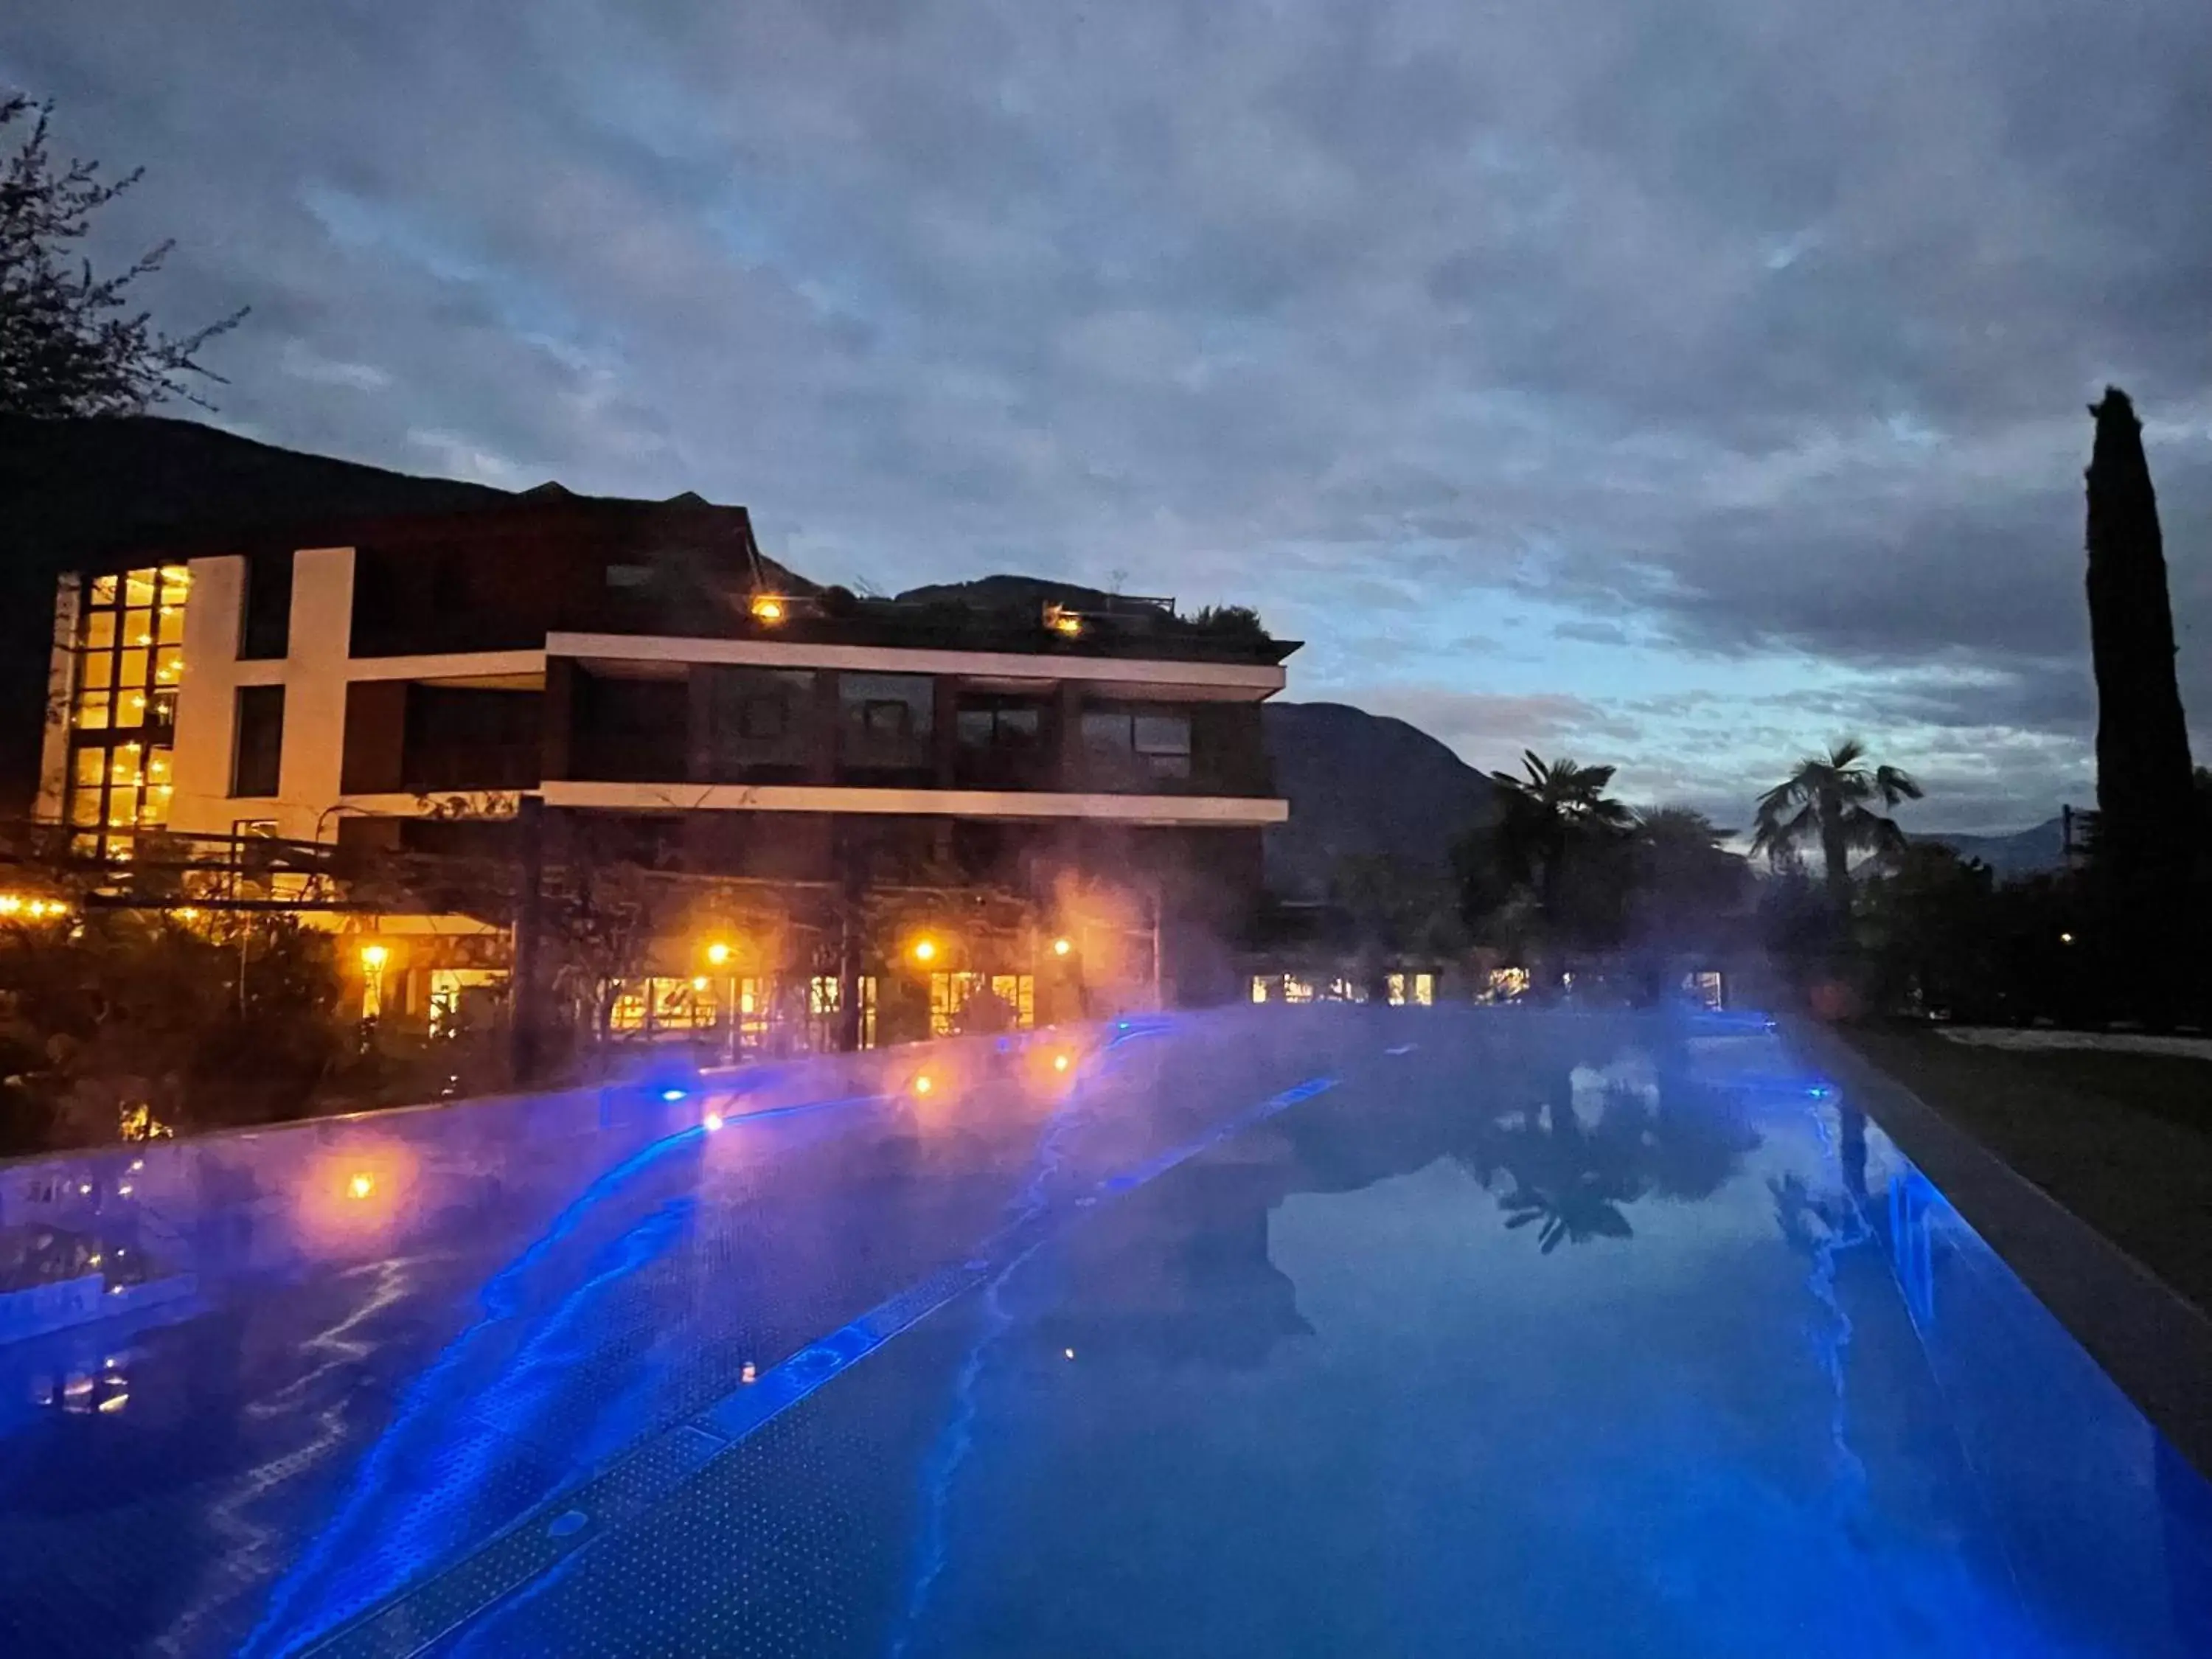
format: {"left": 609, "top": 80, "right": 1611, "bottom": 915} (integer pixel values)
{"left": 1839, "top": 1023, "right": 2212, "bottom": 1318}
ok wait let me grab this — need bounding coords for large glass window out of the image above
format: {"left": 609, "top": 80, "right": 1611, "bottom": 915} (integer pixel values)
{"left": 955, "top": 702, "right": 1044, "bottom": 748}
{"left": 928, "top": 972, "right": 1034, "bottom": 1037}
{"left": 703, "top": 667, "right": 815, "bottom": 777}
{"left": 841, "top": 673, "right": 932, "bottom": 737}
{"left": 66, "top": 565, "right": 187, "bottom": 861}
{"left": 838, "top": 672, "right": 933, "bottom": 770}
{"left": 1081, "top": 705, "right": 1192, "bottom": 782}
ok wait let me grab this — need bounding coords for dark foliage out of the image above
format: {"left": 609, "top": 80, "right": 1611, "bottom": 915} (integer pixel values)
{"left": 0, "top": 911, "right": 342, "bottom": 1151}
{"left": 2083, "top": 387, "right": 2199, "bottom": 1018}
{"left": 1751, "top": 737, "right": 1921, "bottom": 915}
{"left": 0, "top": 96, "right": 245, "bottom": 417}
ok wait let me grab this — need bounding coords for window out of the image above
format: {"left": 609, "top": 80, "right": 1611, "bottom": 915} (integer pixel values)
{"left": 740, "top": 697, "right": 787, "bottom": 740}
{"left": 72, "top": 563, "right": 187, "bottom": 735}
{"left": 240, "top": 549, "right": 293, "bottom": 658}
{"left": 956, "top": 703, "right": 1044, "bottom": 747}
{"left": 1386, "top": 973, "right": 1436, "bottom": 1006}
{"left": 839, "top": 672, "right": 933, "bottom": 766}
{"left": 1081, "top": 706, "right": 1193, "bottom": 781}
{"left": 605, "top": 977, "right": 717, "bottom": 1036}
{"left": 605, "top": 563, "right": 651, "bottom": 589}
{"left": 809, "top": 975, "right": 879, "bottom": 1048}
{"left": 65, "top": 565, "right": 186, "bottom": 860}
{"left": 928, "top": 972, "right": 1034, "bottom": 1037}
{"left": 232, "top": 685, "right": 285, "bottom": 798}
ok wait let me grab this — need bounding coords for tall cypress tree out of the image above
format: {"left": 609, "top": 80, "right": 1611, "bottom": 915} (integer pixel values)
{"left": 2083, "top": 387, "right": 2197, "bottom": 1014}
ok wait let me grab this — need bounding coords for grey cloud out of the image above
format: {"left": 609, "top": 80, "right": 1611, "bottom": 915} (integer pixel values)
{"left": 5, "top": 0, "right": 2210, "bottom": 816}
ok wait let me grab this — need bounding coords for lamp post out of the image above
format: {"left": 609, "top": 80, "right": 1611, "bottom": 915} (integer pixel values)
{"left": 706, "top": 939, "right": 735, "bottom": 1063}
{"left": 360, "top": 942, "right": 389, "bottom": 1018}
{"left": 359, "top": 942, "right": 389, "bottom": 1053}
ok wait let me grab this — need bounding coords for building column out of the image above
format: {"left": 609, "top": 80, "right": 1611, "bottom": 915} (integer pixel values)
{"left": 35, "top": 574, "right": 81, "bottom": 822}
{"left": 933, "top": 676, "right": 959, "bottom": 785}
{"left": 811, "top": 671, "right": 841, "bottom": 783}
{"left": 686, "top": 664, "right": 714, "bottom": 782}
{"left": 1054, "top": 680, "right": 1084, "bottom": 788}
{"left": 540, "top": 656, "right": 574, "bottom": 782}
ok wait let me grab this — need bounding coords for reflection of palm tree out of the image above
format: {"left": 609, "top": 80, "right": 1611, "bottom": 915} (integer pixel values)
{"left": 1471, "top": 1053, "right": 1761, "bottom": 1255}
{"left": 1486, "top": 1096, "right": 1646, "bottom": 1254}
{"left": 1500, "top": 1165, "right": 1639, "bottom": 1252}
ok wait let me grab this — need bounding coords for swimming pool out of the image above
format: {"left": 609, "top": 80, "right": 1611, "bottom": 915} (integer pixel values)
{"left": 0, "top": 1009, "right": 2206, "bottom": 1655}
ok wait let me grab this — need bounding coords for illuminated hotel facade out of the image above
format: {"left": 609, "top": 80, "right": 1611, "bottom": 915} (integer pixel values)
{"left": 34, "top": 491, "right": 1295, "bottom": 1045}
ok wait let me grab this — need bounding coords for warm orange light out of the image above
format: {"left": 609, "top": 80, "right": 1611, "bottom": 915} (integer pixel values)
{"left": 691, "top": 975, "right": 710, "bottom": 991}
{"left": 750, "top": 594, "right": 786, "bottom": 624}
{"left": 359, "top": 943, "right": 389, "bottom": 970}
{"left": 1043, "top": 604, "right": 1084, "bottom": 639}
{"left": 1051, "top": 936, "right": 1072, "bottom": 957}
{"left": 2059, "top": 931, "right": 2075, "bottom": 945}
{"left": 347, "top": 1172, "right": 375, "bottom": 1200}
{"left": 911, "top": 937, "right": 938, "bottom": 964}
{"left": 913, "top": 1073, "right": 934, "bottom": 1096}
{"left": 706, "top": 941, "right": 732, "bottom": 967}
{"left": 1054, "top": 1053, "right": 1071, "bottom": 1073}
{"left": 703, "top": 1110, "right": 725, "bottom": 1131}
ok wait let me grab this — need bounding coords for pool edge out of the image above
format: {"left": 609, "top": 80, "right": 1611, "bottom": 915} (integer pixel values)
{"left": 1781, "top": 1015, "right": 2212, "bottom": 1483}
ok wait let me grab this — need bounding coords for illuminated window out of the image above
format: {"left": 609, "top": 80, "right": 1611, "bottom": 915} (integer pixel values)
{"left": 64, "top": 565, "right": 184, "bottom": 860}
{"left": 990, "top": 973, "right": 1035, "bottom": 1029}
{"left": 428, "top": 972, "right": 464, "bottom": 1038}
{"left": 1384, "top": 972, "right": 1438, "bottom": 1006}
{"left": 1682, "top": 970, "right": 1725, "bottom": 1011}
{"left": 608, "top": 984, "right": 650, "bottom": 1033}
{"left": 1251, "top": 975, "right": 1271, "bottom": 1003}
{"left": 738, "top": 975, "right": 771, "bottom": 1047}
{"left": 1485, "top": 967, "right": 1529, "bottom": 1004}
{"left": 1283, "top": 976, "right": 1315, "bottom": 1004}
{"left": 808, "top": 975, "right": 879, "bottom": 1048}
{"left": 928, "top": 971, "right": 1035, "bottom": 1036}
{"left": 604, "top": 976, "right": 717, "bottom": 1035}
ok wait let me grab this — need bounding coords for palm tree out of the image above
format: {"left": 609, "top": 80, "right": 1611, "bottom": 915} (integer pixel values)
{"left": 1751, "top": 739, "right": 1923, "bottom": 915}
{"left": 1486, "top": 752, "right": 1635, "bottom": 930}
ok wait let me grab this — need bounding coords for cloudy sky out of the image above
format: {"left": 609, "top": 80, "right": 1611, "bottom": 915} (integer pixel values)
{"left": 8, "top": 0, "right": 2211, "bottom": 831}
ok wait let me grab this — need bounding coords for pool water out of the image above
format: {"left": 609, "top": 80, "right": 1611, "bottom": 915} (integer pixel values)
{"left": 0, "top": 1009, "right": 2207, "bottom": 1656}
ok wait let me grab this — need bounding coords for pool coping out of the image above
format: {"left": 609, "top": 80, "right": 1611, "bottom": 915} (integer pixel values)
{"left": 1784, "top": 1015, "right": 2212, "bottom": 1481}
